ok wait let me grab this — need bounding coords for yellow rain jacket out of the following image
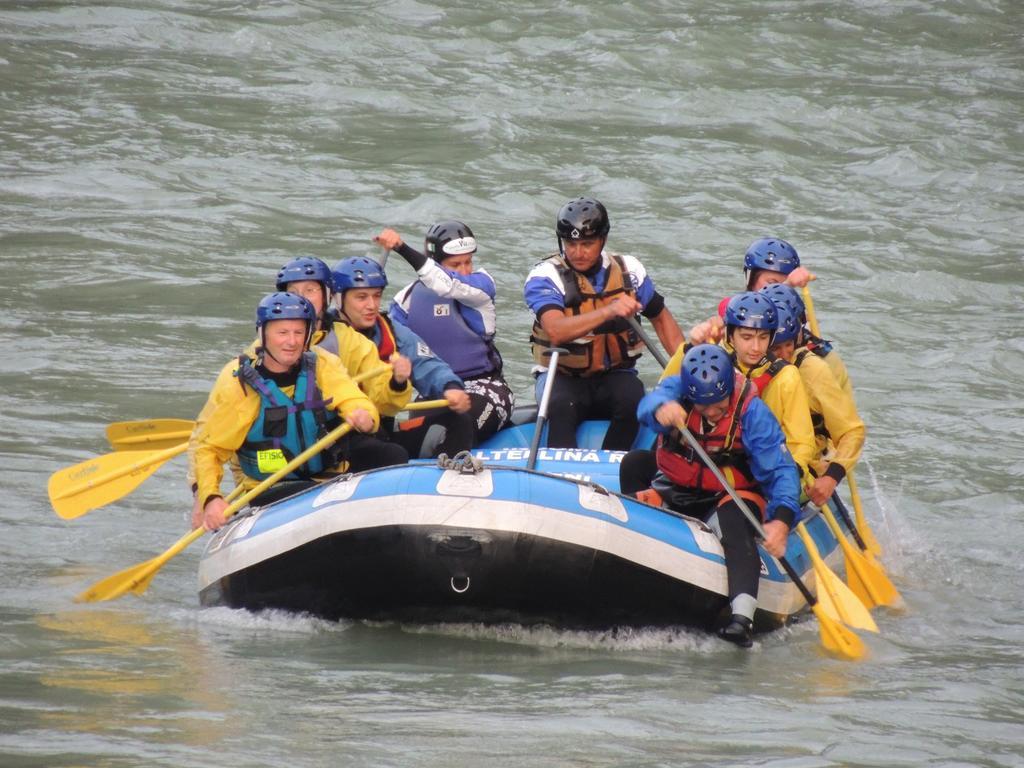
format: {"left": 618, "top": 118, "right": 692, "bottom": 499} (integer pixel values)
{"left": 794, "top": 348, "right": 865, "bottom": 482}
{"left": 193, "top": 347, "right": 378, "bottom": 506}
{"left": 186, "top": 327, "right": 409, "bottom": 489}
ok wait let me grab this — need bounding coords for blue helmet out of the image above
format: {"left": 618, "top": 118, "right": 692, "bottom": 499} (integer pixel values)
{"left": 331, "top": 257, "right": 388, "bottom": 293}
{"left": 679, "top": 344, "right": 735, "bottom": 405}
{"left": 767, "top": 298, "right": 800, "bottom": 345}
{"left": 759, "top": 283, "right": 806, "bottom": 323}
{"left": 744, "top": 238, "right": 800, "bottom": 286}
{"left": 255, "top": 292, "right": 316, "bottom": 348}
{"left": 724, "top": 291, "right": 779, "bottom": 331}
{"left": 275, "top": 257, "right": 333, "bottom": 292}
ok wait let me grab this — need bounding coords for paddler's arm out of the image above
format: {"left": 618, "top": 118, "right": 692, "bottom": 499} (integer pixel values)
{"left": 536, "top": 295, "right": 643, "bottom": 346}
{"left": 378, "top": 229, "right": 497, "bottom": 309}
{"left": 637, "top": 375, "right": 687, "bottom": 434}
{"left": 648, "top": 305, "right": 684, "bottom": 357}
{"left": 803, "top": 357, "right": 865, "bottom": 507}
{"left": 194, "top": 368, "right": 256, "bottom": 531}
{"left": 741, "top": 398, "right": 801, "bottom": 559}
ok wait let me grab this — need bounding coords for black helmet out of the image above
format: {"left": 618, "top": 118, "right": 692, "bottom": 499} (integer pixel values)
{"left": 555, "top": 197, "right": 610, "bottom": 242}
{"left": 425, "top": 220, "right": 476, "bottom": 262}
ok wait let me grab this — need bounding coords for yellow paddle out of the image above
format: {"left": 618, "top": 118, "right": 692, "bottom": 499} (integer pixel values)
{"left": 106, "top": 419, "right": 196, "bottom": 451}
{"left": 831, "top": 492, "right": 901, "bottom": 606}
{"left": 847, "top": 473, "right": 883, "bottom": 556}
{"left": 76, "top": 422, "right": 355, "bottom": 603}
{"left": 402, "top": 399, "right": 450, "bottom": 412}
{"left": 801, "top": 284, "right": 885, "bottom": 557}
{"left": 818, "top": 501, "right": 901, "bottom": 609}
{"left": 793, "top": 523, "right": 877, "bottom": 633}
{"left": 103, "top": 396, "right": 451, "bottom": 455}
{"left": 678, "top": 428, "right": 867, "bottom": 659}
{"left": 52, "top": 365, "right": 397, "bottom": 520}
{"left": 49, "top": 443, "right": 189, "bottom": 520}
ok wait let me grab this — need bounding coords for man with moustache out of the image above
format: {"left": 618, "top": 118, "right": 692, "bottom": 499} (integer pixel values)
{"left": 523, "top": 197, "right": 683, "bottom": 450}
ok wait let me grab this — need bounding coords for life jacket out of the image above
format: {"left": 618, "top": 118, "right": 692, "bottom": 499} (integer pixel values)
{"left": 529, "top": 253, "right": 644, "bottom": 376}
{"left": 742, "top": 353, "right": 788, "bottom": 394}
{"left": 801, "top": 327, "right": 833, "bottom": 357}
{"left": 370, "top": 314, "right": 398, "bottom": 362}
{"left": 235, "top": 352, "right": 338, "bottom": 481}
{"left": 655, "top": 374, "right": 758, "bottom": 493}
{"left": 402, "top": 280, "right": 501, "bottom": 379}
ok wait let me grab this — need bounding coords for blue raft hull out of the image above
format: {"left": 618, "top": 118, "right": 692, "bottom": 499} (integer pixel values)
{"left": 197, "top": 454, "right": 850, "bottom": 632}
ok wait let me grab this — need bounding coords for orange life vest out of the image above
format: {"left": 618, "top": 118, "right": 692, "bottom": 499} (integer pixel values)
{"left": 530, "top": 253, "right": 644, "bottom": 377}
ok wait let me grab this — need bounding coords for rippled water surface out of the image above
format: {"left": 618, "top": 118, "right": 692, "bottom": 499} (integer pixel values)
{"left": 2, "top": 2, "right": 1023, "bottom": 766}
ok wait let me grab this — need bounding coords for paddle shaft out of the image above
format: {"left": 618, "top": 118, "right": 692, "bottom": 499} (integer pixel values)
{"left": 830, "top": 492, "right": 869, "bottom": 552}
{"left": 626, "top": 317, "right": 668, "bottom": 368}
{"left": 75, "top": 422, "right": 356, "bottom": 603}
{"left": 527, "top": 348, "right": 566, "bottom": 471}
{"left": 677, "top": 428, "right": 821, "bottom": 609}
{"left": 801, "top": 286, "right": 821, "bottom": 337}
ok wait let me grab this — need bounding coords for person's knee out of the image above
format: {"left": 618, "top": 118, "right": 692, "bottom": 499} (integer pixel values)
{"left": 382, "top": 442, "right": 410, "bottom": 466}
{"left": 620, "top": 449, "right": 657, "bottom": 495}
{"left": 609, "top": 374, "right": 644, "bottom": 417}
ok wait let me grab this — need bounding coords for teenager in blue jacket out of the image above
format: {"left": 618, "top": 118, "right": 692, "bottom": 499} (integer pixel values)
{"left": 626, "top": 344, "right": 801, "bottom": 647}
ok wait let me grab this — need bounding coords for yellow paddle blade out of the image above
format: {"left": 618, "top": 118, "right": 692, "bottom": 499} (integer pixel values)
{"left": 820, "top": 505, "right": 903, "bottom": 609}
{"left": 811, "top": 566, "right": 843, "bottom": 623}
{"left": 76, "top": 527, "right": 204, "bottom": 602}
{"left": 819, "top": 505, "right": 880, "bottom": 609}
{"left": 106, "top": 419, "right": 196, "bottom": 451}
{"left": 810, "top": 601, "right": 867, "bottom": 660}
{"left": 78, "top": 424, "right": 353, "bottom": 602}
{"left": 49, "top": 443, "right": 188, "bottom": 520}
{"left": 796, "top": 525, "right": 878, "bottom": 633}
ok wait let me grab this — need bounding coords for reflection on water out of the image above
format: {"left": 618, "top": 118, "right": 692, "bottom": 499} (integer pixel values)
{"left": 33, "top": 609, "right": 233, "bottom": 752}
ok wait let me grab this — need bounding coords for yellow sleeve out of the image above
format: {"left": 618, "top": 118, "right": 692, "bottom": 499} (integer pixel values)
{"left": 801, "top": 355, "right": 865, "bottom": 478}
{"left": 822, "top": 348, "right": 855, "bottom": 400}
{"left": 185, "top": 396, "right": 214, "bottom": 489}
{"left": 761, "top": 365, "right": 817, "bottom": 489}
{"left": 194, "top": 360, "right": 261, "bottom": 505}
{"left": 660, "top": 343, "right": 685, "bottom": 381}
{"left": 332, "top": 324, "right": 412, "bottom": 416}
{"left": 313, "top": 347, "right": 381, "bottom": 429}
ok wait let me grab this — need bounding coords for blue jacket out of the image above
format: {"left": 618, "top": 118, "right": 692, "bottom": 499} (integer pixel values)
{"left": 363, "top": 314, "right": 464, "bottom": 400}
{"left": 638, "top": 376, "right": 802, "bottom": 523}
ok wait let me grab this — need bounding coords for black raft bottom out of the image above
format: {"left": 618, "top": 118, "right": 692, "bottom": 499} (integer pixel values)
{"left": 200, "top": 524, "right": 737, "bottom": 631}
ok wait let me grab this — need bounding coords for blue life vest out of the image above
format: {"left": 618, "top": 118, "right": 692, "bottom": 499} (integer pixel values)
{"left": 235, "top": 352, "right": 337, "bottom": 481}
{"left": 403, "top": 281, "right": 501, "bottom": 379}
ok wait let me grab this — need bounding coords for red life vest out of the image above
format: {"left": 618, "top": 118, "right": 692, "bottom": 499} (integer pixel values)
{"left": 748, "top": 355, "right": 787, "bottom": 394}
{"left": 373, "top": 314, "right": 398, "bottom": 362}
{"left": 656, "top": 375, "right": 758, "bottom": 493}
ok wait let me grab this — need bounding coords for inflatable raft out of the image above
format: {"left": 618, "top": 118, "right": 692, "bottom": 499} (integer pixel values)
{"left": 197, "top": 416, "right": 850, "bottom": 632}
